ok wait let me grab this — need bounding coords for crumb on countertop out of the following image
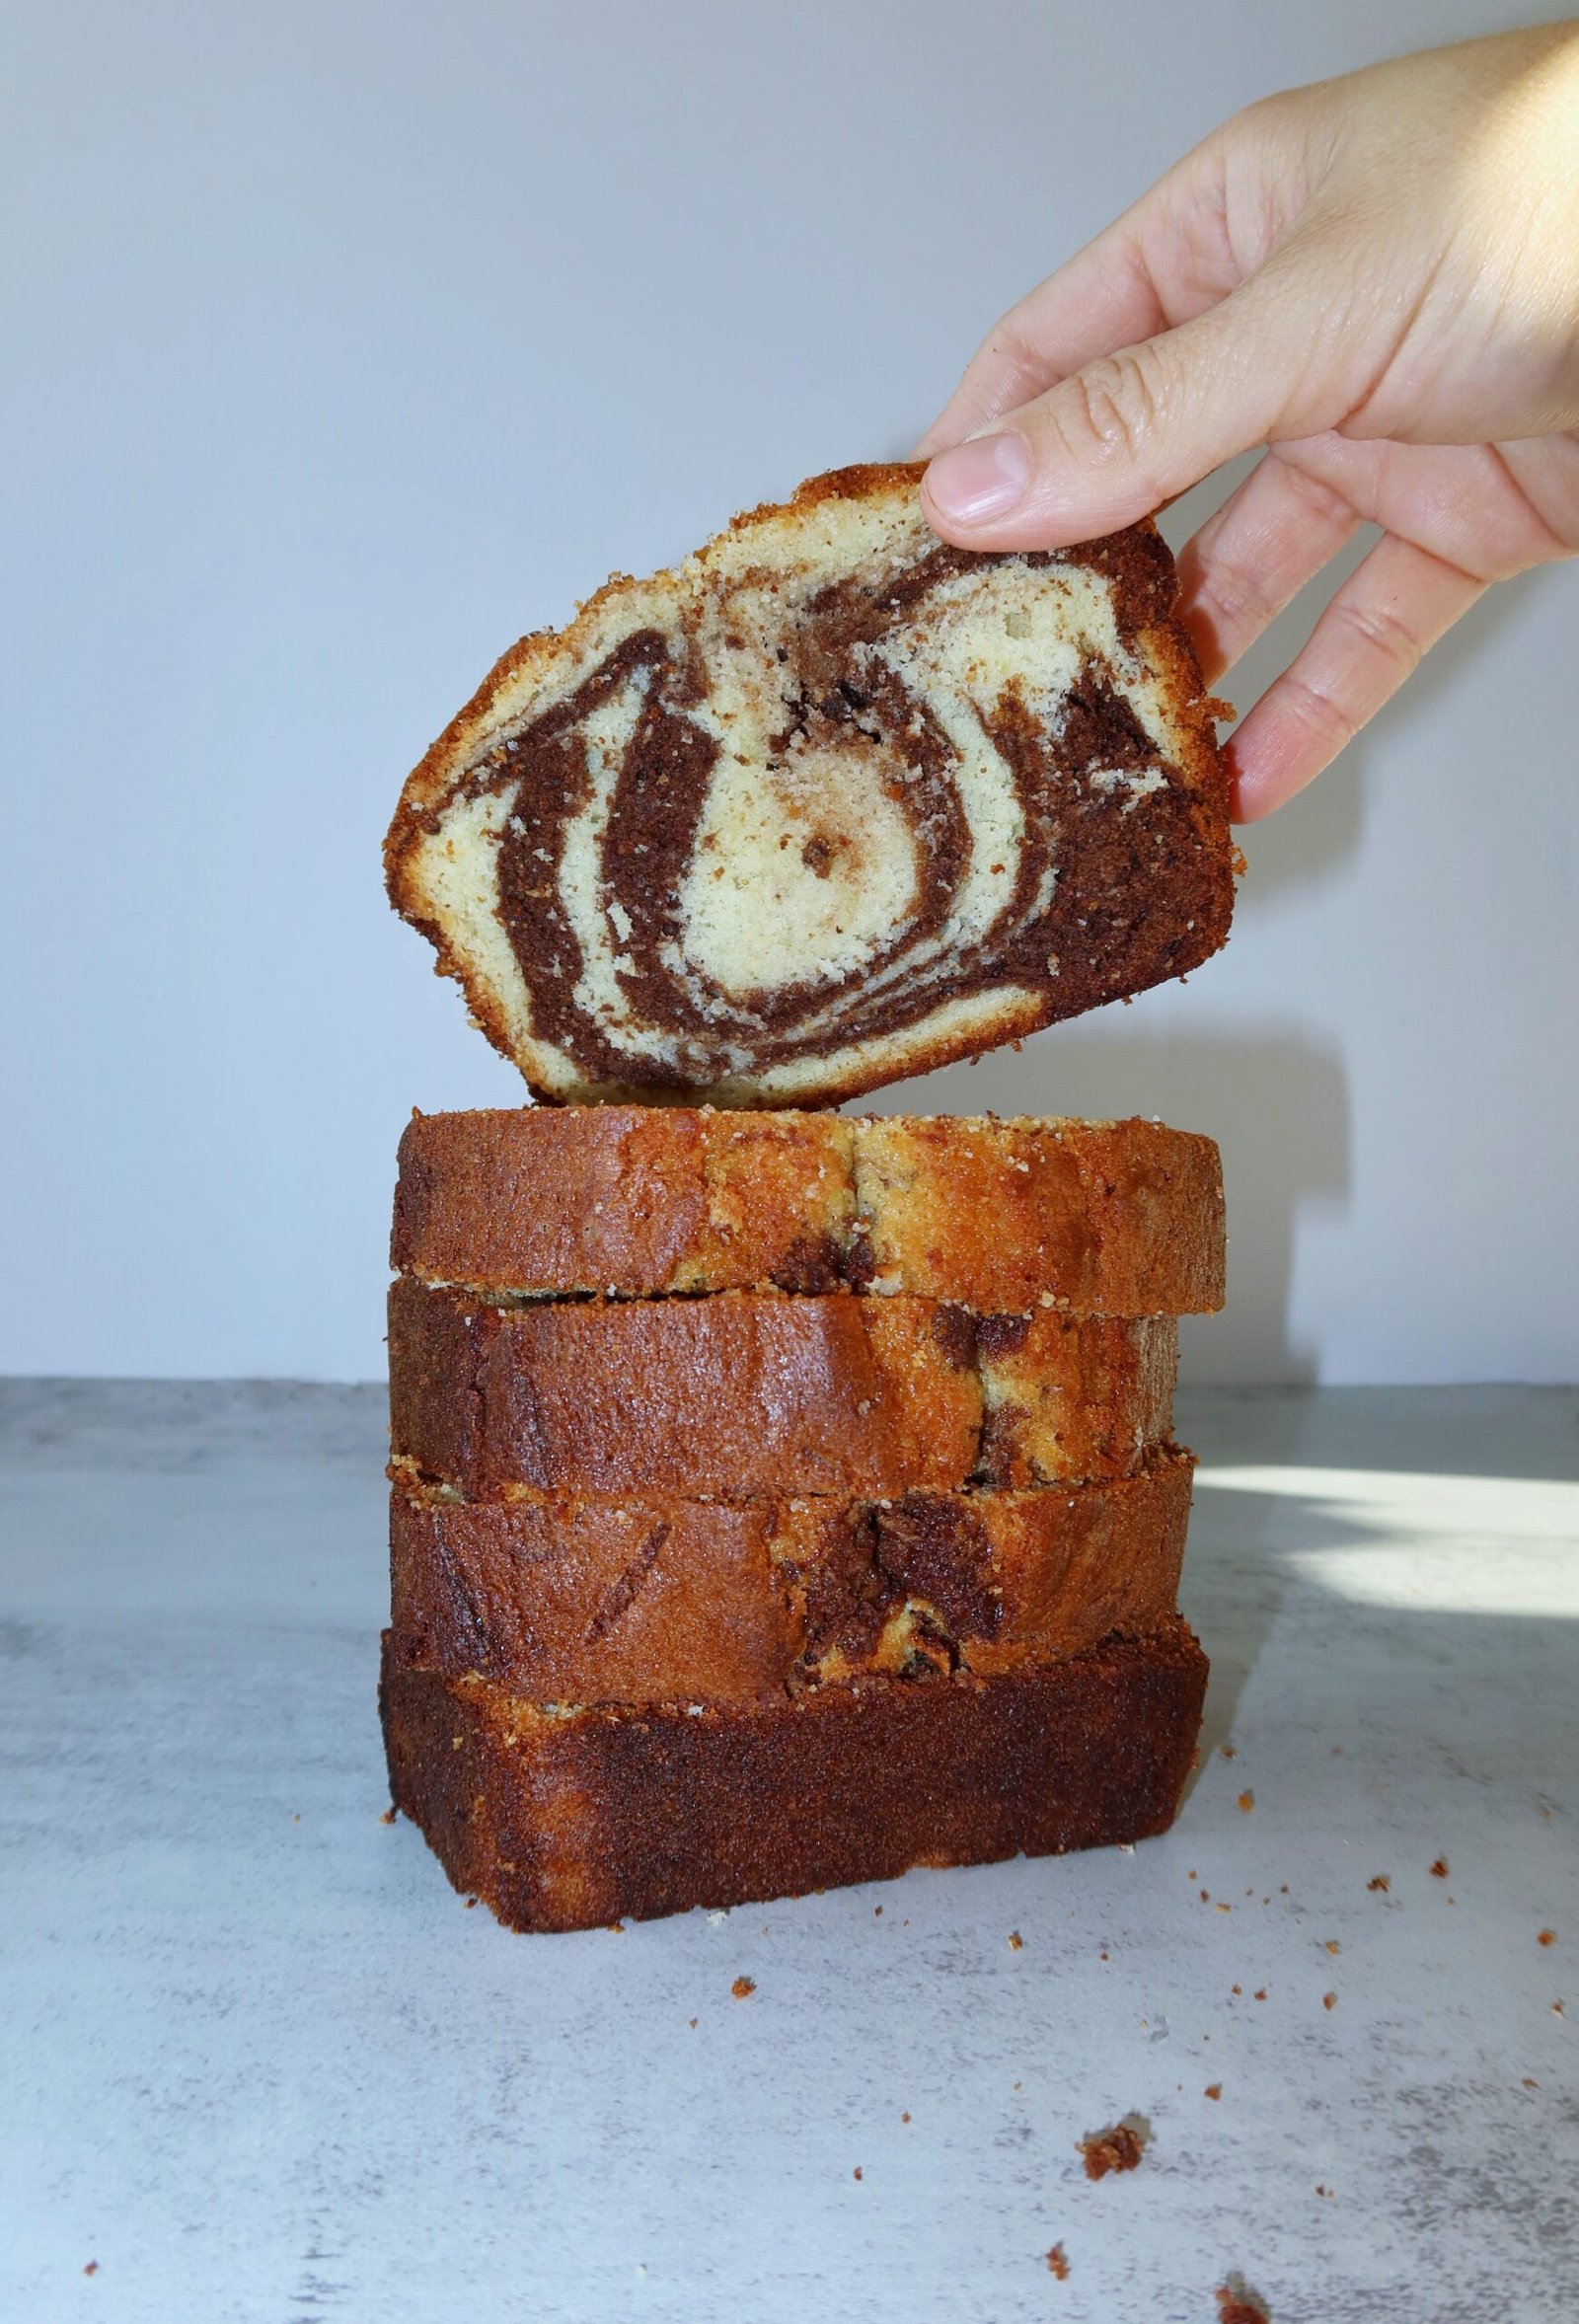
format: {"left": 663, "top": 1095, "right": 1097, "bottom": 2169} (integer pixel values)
{"left": 731, "top": 1976, "right": 755, "bottom": 1999}
{"left": 1046, "top": 2243, "right": 1070, "bottom": 2279}
{"left": 1323, "top": 1992, "right": 1338, "bottom": 2011}
{"left": 1238, "top": 1790, "right": 1254, "bottom": 1812}
{"left": 1368, "top": 1874, "right": 1390, "bottom": 1892}
{"left": 1216, "top": 2279, "right": 1271, "bottom": 2322}
{"left": 1079, "top": 2119, "right": 1147, "bottom": 2180}
{"left": 1430, "top": 1857, "right": 1450, "bottom": 1879}
{"left": 1009, "top": 1930, "right": 1023, "bottom": 1951}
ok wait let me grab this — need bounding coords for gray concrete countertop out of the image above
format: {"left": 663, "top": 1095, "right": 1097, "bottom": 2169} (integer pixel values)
{"left": 3, "top": 1382, "right": 1575, "bottom": 2323}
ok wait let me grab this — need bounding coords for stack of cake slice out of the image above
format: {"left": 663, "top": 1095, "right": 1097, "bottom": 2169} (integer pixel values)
{"left": 381, "top": 1104, "right": 1224, "bottom": 1933}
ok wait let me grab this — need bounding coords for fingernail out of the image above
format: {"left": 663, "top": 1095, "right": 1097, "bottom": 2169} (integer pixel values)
{"left": 923, "top": 430, "right": 1030, "bottom": 524}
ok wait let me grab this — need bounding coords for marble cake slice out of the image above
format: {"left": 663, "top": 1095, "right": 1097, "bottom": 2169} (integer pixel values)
{"left": 388, "top": 1446, "right": 1195, "bottom": 1707}
{"left": 386, "top": 1279, "right": 1178, "bottom": 1500}
{"left": 380, "top": 1618, "right": 1209, "bottom": 1931}
{"left": 385, "top": 462, "right": 1234, "bottom": 1106}
{"left": 392, "top": 1105, "right": 1226, "bottom": 1314}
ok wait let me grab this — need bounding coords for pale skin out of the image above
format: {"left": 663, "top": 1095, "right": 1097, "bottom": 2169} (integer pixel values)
{"left": 916, "top": 25, "right": 1579, "bottom": 821}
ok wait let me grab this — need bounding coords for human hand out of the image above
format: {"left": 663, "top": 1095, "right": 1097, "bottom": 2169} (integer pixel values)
{"left": 916, "top": 27, "right": 1579, "bottom": 820}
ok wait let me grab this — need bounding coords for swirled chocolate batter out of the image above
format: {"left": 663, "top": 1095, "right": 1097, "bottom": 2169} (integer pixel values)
{"left": 385, "top": 463, "right": 1234, "bottom": 1106}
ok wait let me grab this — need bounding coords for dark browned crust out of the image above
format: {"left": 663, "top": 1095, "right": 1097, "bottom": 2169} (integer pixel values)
{"left": 387, "top": 1446, "right": 1194, "bottom": 1704}
{"left": 387, "top": 1279, "right": 1174, "bottom": 1499}
{"left": 384, "top": 464, "right": 1234, "bottom": 1109}
{"left": 391, "top": 1105, "right": 1226, "bottom": 1314}
{"left": 380, "top": 1616, "right": 1208, "bottom": 1931}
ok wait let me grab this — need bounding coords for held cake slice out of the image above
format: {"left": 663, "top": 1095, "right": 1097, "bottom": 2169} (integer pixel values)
{"left": 385, "top": 464, "right": 1233, "bottom": 1107}
{"left": 387, "top": 1279, "right": 1178, "bottom": 1500}
{"left": 381, "top": 1618, "right": 1209, "bottom": 1932}
{"left": 393, "top": 1105, "right": 1226, "bottom": 1314}
{"left": 388, "top": 1446, "right": 1195, "bottom": 1707}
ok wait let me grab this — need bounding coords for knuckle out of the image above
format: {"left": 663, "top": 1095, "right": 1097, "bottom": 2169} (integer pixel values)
{"left": 1199, "top": 553, "right": 1276, "bottom": 637}
{"left": 1275, "top": 457, "right": 1356, "bottom": 538}
{"left": 1058, "top": 346, "right": 1166, "bottom": 472}
{"left": 1331, "top": 589, "right": 1421, "bottom": 675}
{"left": 1280, "top": 673, "right": 1358, "bottom": 755}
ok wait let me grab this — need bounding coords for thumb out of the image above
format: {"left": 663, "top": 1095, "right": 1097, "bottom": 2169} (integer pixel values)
{"left": 920, "top": 276, "right": 1306, "bottom": 549}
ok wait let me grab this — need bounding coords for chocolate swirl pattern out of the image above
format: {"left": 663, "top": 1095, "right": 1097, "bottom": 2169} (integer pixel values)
{"left": 386, "top": 464, "right": 1234, "bottom": 1105}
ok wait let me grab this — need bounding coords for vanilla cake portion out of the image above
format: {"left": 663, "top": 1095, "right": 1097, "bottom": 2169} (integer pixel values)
{"left": 386, "top": 463, "right": 1233, "bottom": 1107}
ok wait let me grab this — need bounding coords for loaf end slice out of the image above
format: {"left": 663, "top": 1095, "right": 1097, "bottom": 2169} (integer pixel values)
{"left": 385, "top": 463, "right": 1233, "bottom": 1107}
{"left": 380, "top": 1618, "right": 1208, "bottom": 1932}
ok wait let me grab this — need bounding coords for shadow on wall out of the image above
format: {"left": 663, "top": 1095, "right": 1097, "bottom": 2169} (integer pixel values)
{"left": 876, "top": 1027, "right": 1351, "bottom": 1387}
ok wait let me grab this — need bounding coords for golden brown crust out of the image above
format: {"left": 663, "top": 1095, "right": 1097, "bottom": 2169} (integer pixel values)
{"left": 387, "top": 1448, "right": 1194, "bottom": 1705}
{"left": 387, "top": 1279, "right": 1176, "bottom": 1499}
{"left": 853, "top": 1113, "right": 1225, "bottom": 1315}
{"left": 380, "top": 1616, "right": 1209, "bottom": 1931}
{"left": 976, "top": 1310, "right": 1178, "bottom": 1489}
{"left": 391, "top": 1106, "right": 1225, "bottom": 1312}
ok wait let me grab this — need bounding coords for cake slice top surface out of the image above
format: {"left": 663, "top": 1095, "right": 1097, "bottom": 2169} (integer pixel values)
{"left": 386, "top": 462, "right": 1233, "bottom": 1107}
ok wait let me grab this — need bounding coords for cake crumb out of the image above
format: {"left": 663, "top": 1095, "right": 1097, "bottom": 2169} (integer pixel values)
{"left": 1220, "top": 1744, "right": 1237, "bottom": 1760}
{"left": 731, "top": 1976, "right": 755, "bottom": 1999}
{"left": 1253, "top": 1988, "right": 1267, "bottom": 2001}
{"left": 1079, "top": 2118, "right": 1147, "bottom": 2179}
{"left": 378, "top": 1807, "right": 397, "bottom": 1825}
{"left": 463, "top": 1896, "right": 478, "bottom": 1910}
{"left": 1323, "top": 1992, "right": 1337, "bottom": 2011}
{"left": 1238, "top": 1790, "right": 1255, "bottom": 1813}
{"left": 1367, "top": 1875, "right": 1390, "bottom": 1892}
{"left": 1553, "top": 2000, "right": 1565, "bottom": 2015}
{"left": 1216, "top": 2279, "right": 1271, "bottom": 2322}
{"left": 1430, "top": 1857, "right": 1449, "bottom": 1879}
{"left": 688, "top": 2017, "right": 698, "bottom": 2028}
{"left": 1523, "top": 2077, "right": 1539, "bottom": 2089}
{"left": 83, "top": 2263, "right": 98, "bottom": 2278}
{"left": 1324, "top": 1940, "right": 1340, "bottom": 1955}
{"left": 1205, "top": 2083, "right": 1223, "bottom": 2101}
{"left": 853, "top": 2166, "right": 863, "bottom": 2181}
{"left": 1539, "top": 1929, "right": 1556, "bottom": 1946}
{"left": 1046, "top": 2243, "right": 1070, "bottom": 2279}
{"left": 901, "top": 2111, "right": 911, "bottom": 2123}
{"left": 1009, "top": 1930, "right": 1023, "bottom": 1951}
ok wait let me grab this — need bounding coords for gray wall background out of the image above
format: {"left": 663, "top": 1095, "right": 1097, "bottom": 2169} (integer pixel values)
{"left": 3, "top": 0, "right": 1575, "bottom": 1384}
